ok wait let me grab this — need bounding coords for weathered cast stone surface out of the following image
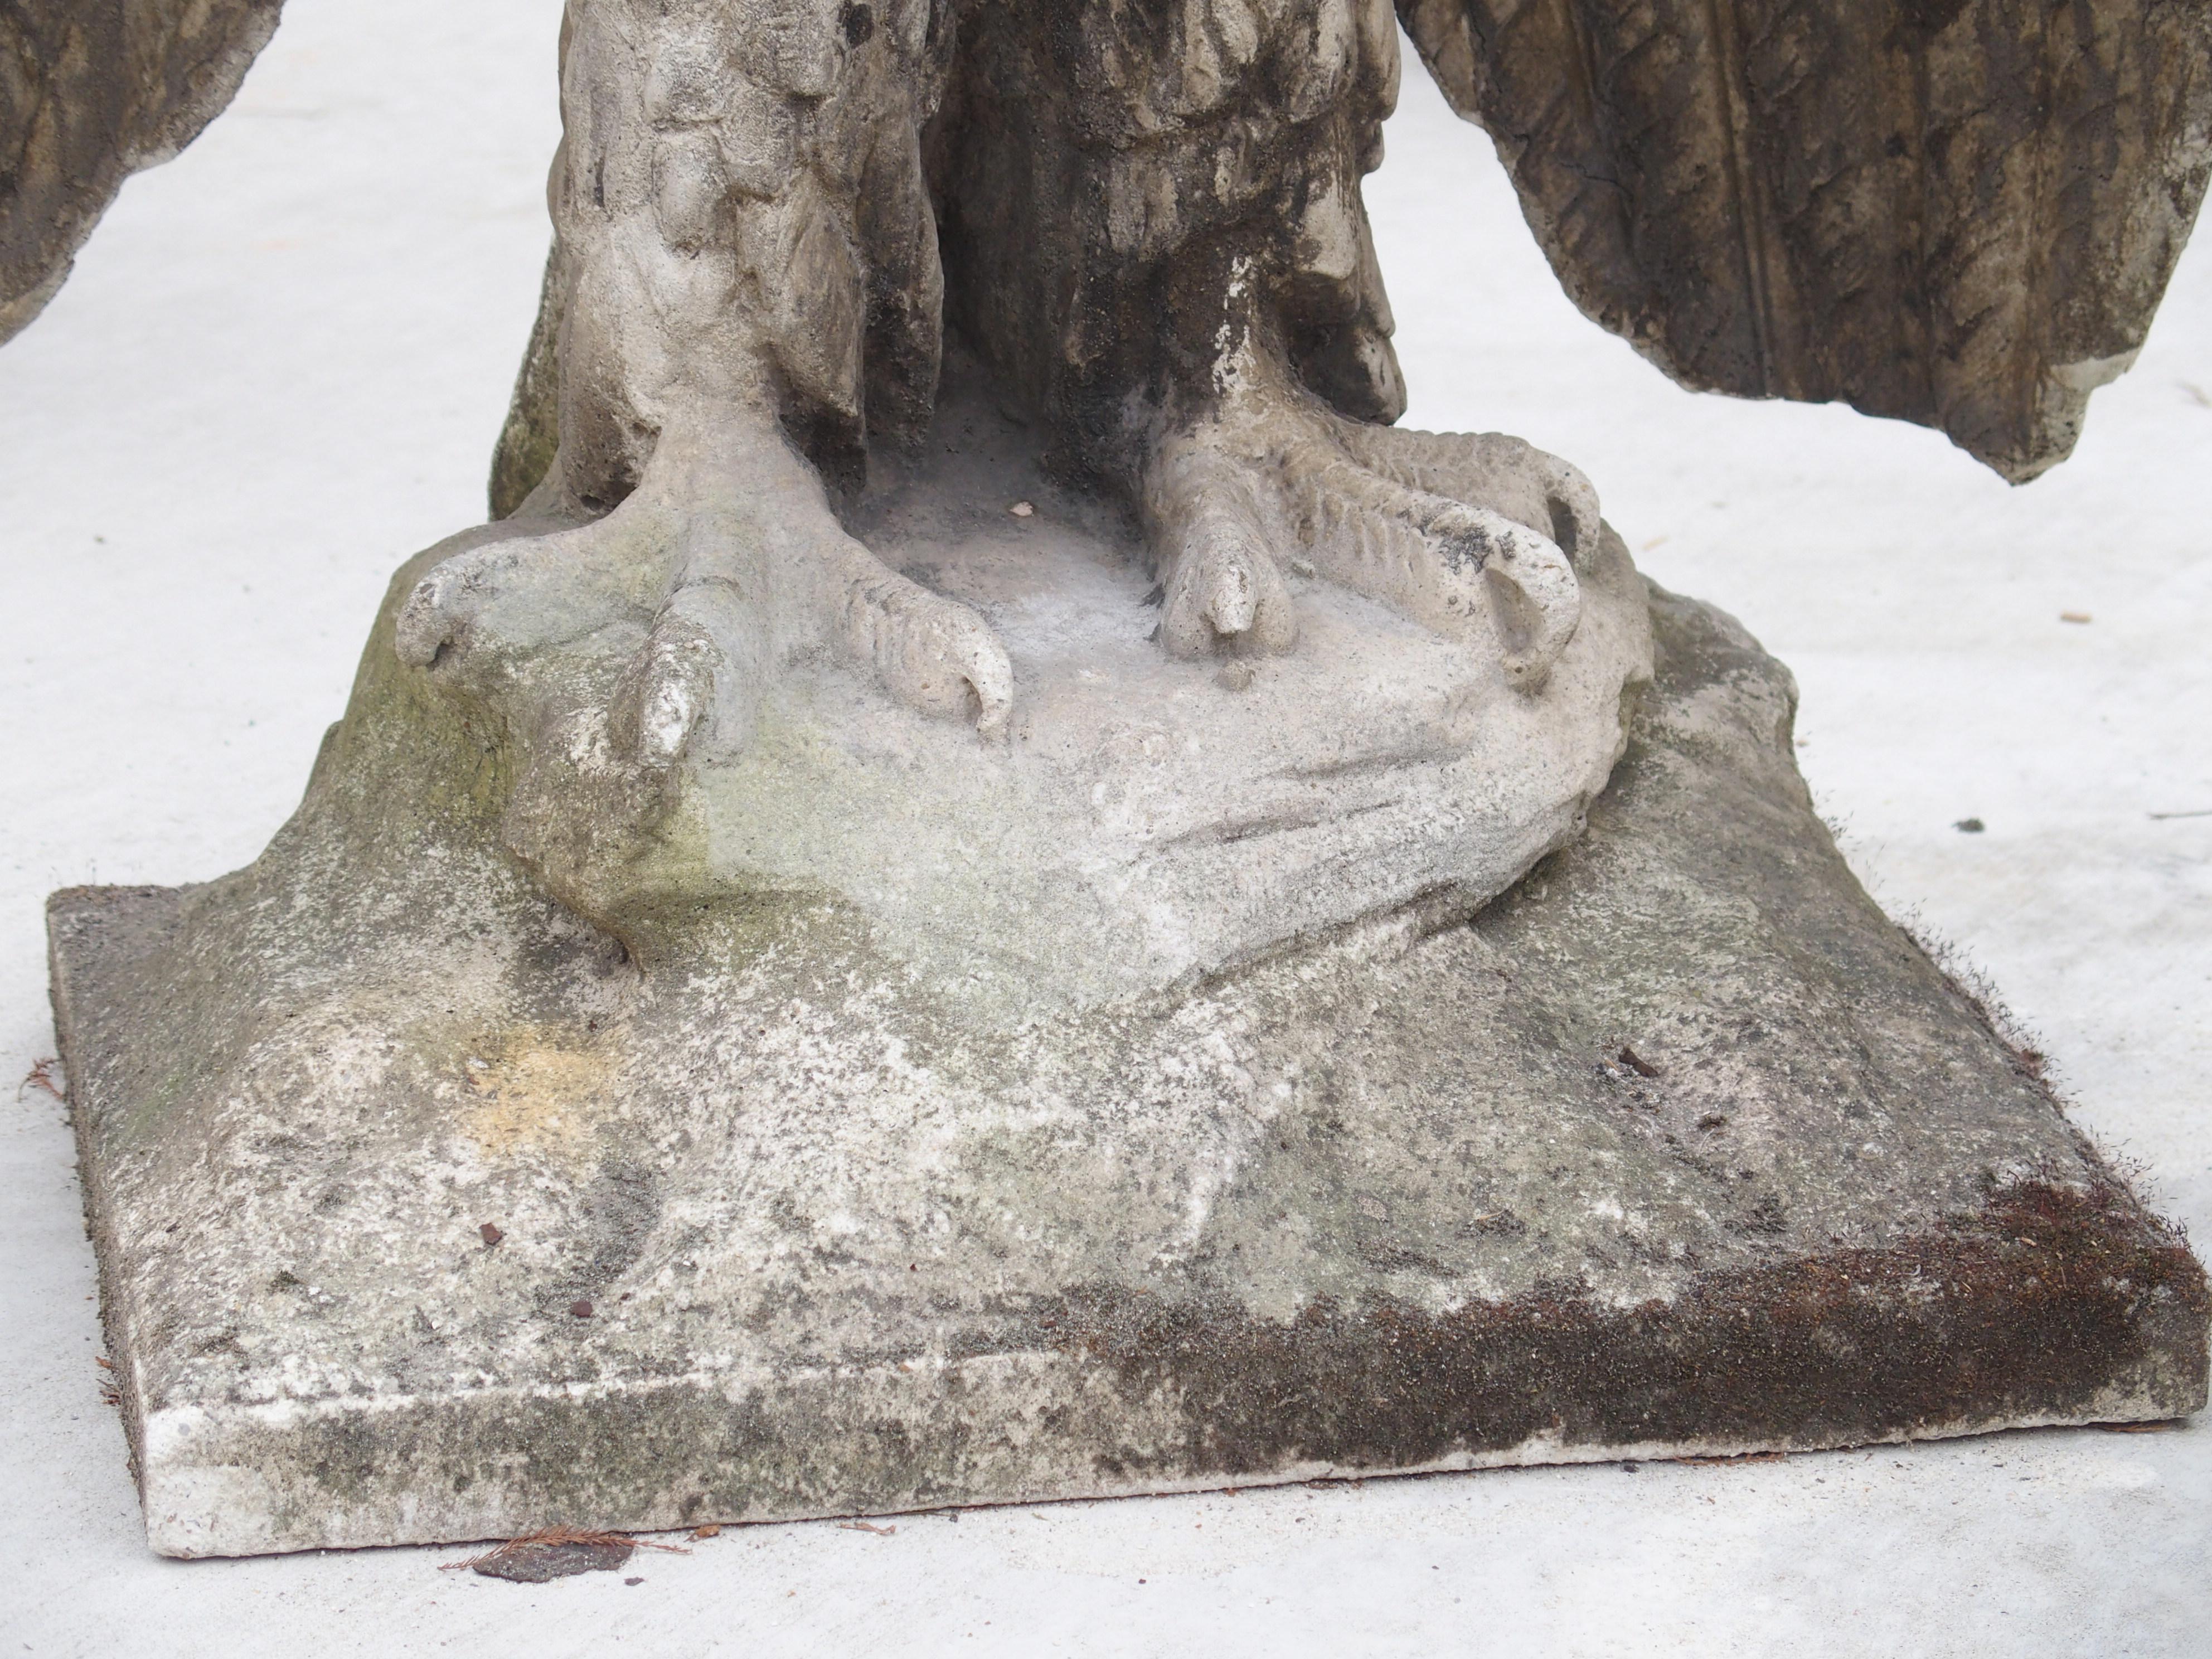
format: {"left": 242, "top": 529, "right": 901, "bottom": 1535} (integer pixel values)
{"left": 453, "top": 0, "right": 1612, "bottom": 800}
{"left": 430, "top": 381, "right": 1651, "bottom": 1012}
{"left": 51, "top": 579, "right": 2206, "bottom": 1559}
{"left": 9, "top": 1, "right": 2205, "bottom": 483}
{"left": 19, "top": 0, "right": 2212, "bottom": 1571}
{"left": 0, "top": 0, "right": 283, "bottom": 342}
{"left": 1399, "top": 0, "right": 2212, "bottom": 481}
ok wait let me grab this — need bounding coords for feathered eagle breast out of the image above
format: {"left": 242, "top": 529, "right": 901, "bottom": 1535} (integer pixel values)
{"left": 6, "top": 0, "right": 2207, "bottom": 479}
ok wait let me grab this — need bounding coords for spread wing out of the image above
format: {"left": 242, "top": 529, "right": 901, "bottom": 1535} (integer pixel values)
{"left": 1396, "top": 0, "right": 2212, "bottom": 481}
{"left": 1, "top": 0, "right": 284, "bottom": 345}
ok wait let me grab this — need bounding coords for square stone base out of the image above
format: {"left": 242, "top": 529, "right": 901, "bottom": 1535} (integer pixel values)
{"left": 50, "top": 586, "right": 2206, "bottom": 1558}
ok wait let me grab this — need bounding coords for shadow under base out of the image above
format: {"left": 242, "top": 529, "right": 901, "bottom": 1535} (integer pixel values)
{"left": 48, "top": 585, "right": 2206, "bottom": 1558}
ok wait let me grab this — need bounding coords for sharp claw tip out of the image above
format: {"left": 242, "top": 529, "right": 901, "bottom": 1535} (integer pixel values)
{"left": 969, "top": 670, "right": 1015, "bottom": 743}
{"left": 394, "top": 587, "right": 451, "bottom": 668}
{"left": 394, "top": 624, "right": 442, "bottom": 670}
{"left": 637, "top": 689, "right": 702, "bottom": 767}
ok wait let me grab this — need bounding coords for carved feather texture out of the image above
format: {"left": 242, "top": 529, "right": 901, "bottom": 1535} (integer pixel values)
{"left": 1, "top": 0, "right": 285, "bottom": 344}
{"left": 1399, "top": 0, "right": 2212, "bottom": 479}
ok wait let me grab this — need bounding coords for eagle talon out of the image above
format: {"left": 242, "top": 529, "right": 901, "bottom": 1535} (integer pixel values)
{"left": 396, "top": 419, "right": 1013, "bottom": 808}
{"left": 1142, "top": 349, "right": 1589, "bottom": 684}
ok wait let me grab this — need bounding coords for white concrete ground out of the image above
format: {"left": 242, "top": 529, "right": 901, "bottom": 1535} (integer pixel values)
{"left": 1, "top": 3, "right": 2205, "bottom": 1653}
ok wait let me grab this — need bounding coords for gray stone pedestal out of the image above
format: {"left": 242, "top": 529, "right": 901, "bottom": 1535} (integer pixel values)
{"left": 50, "top": 570, "right": 2206, "bottom": 1558}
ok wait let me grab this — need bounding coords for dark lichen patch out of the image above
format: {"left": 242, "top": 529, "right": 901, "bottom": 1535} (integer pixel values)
{"left": 1037, "top": 1176, "right": 2208, "bottom": 1479}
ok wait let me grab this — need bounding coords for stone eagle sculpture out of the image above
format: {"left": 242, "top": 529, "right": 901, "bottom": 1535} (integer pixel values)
{"left": 32, "top": 3, "right": 2212, "bottom": 1554}
{"left": 7, "top": 0, "right": 2206, "bottom": 760}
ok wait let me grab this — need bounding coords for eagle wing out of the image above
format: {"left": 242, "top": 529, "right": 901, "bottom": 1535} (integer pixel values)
{"left": 1, "top": 0, "right": 283, "bottom": 344}
{"left": 1396, "top": 0, "right": 2212, "bottom": 480}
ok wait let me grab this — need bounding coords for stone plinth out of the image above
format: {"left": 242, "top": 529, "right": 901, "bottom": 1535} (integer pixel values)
{"left": 50, "top": 581, "right": 2206, "bottom": 1558}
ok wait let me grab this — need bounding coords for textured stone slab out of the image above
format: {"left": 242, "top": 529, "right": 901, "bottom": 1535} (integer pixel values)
{"left": 50, "top": 586, "right": 2206, "bottom": 1559}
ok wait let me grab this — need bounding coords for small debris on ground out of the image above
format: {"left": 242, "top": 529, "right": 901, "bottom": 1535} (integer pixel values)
{"left": 570, "top": 1299, "right": 594, "bottom": 1318}
{"left": 2059, "top": 611, "right": 2092, "bottom": 624}
{"left": 1008, "top": 501, "right": 1035, "bottom": 518}
{"left": 1954, "top": 817, "right": 1985, "bottom": 833}
{"left": 479, "top": 1222, "right": 504, "bottom": 1245}
{"left": 624, "top": 1576, "right": 644, "bottom": 1585}
{"left": 839, "top": 1520, "right": 898, "bottom": 1536}
{"left": 1617, "top": 1045, "right": 1661, "bottom": 1079}
{"left": 1679, "top": 1450, "right": 1787, "bottom": 1467}
{"left": 18, "top": 1058, "right": 64, "bottom": 1101}
{"left": 443, "top": 1526, "right": 688, "bottom": 1583}
{"left": 2101, "top": 1419, "right": 2182, "bottom": 1433}
{"left": 690, "top": 1523, "right": 721, "bottom": 1539}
